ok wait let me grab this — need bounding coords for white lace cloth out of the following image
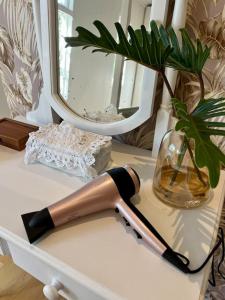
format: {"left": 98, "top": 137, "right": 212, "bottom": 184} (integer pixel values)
{"left": 24, "top": 122, "right": 112, "bottom": 178}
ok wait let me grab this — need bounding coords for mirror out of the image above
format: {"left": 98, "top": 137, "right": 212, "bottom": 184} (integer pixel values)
{"left": 56, "top": 0, "right": 151, "bottom": 122}
{"left": 34, "top": 0, "right": 170, "bottom": 135}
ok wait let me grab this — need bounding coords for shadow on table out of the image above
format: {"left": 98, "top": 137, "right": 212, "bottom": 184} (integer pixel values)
{"left": 168, "top": 201, "right": 218, "bottom": 284}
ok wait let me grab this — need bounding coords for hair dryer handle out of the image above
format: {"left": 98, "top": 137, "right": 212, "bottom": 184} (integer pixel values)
{"left": 116, "top": 200, "right": 167, "bottom": 256}
{"left": 116, "top": 199, "right": 190, "bottom": 274}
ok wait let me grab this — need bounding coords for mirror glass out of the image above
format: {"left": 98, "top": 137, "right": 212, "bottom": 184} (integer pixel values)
{"left": 56, "top": 0, "right": 151, "bottom": 123}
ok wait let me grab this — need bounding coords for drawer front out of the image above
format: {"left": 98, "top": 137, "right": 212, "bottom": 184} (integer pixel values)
{"left": 7, "top": 241, "right": 116, "bottom": 300}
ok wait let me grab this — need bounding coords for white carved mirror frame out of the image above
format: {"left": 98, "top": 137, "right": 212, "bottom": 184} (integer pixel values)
{"left": 29, "top": 0, "right": 188, "bottom": 154}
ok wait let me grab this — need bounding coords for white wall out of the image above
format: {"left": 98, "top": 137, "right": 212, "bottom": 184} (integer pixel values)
{"left": 0, "top": 80, "right": 10, "bottom": 118}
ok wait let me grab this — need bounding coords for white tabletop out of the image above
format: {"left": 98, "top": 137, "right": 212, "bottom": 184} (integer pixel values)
{"left": 0, "top": 141, "right": 224, "bottom": 300}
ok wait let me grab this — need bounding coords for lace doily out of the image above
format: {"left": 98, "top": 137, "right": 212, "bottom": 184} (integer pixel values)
{"left": 24, "top": 121, "right": 112, "bottom": 178}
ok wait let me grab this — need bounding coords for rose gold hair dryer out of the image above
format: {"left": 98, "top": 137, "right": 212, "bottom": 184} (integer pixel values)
{"left": 22, "top": 166, "right": 216, "bottom": 274}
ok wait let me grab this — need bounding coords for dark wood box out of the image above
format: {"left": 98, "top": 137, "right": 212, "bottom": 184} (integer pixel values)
{"left": 0, "top": 118, "right": 38, "bottom": 151}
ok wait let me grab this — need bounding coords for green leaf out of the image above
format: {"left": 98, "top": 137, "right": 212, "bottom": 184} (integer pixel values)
{"left": 205, "top": 121, "right": 225, "bottom": 128}
{"left": 128, "top": 25, "right": 144, "bottom": 61}
{"left": 150, "top": 20, "right": 160, "bottom": 40}
{"left": 159, "top": 25, "right": 170, "bottom": 47}
{"left": 65, "top": 20, "right": 210, "bottom": 74}
{"left": 65, "top": 20, "right": 174, "bottom": 71}
{"left": 192, "top": 98, "right": 225, "bottom": 120}
{"left": 166, "top": 28, "right": 210, "bottom": 74}
{"left": 172, "top": 97, "right": 225, "bottom": 188}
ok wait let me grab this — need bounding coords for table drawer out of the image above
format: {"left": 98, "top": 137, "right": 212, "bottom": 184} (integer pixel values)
{"left": 7, "top": 240, "right": 118, "bottom": 300}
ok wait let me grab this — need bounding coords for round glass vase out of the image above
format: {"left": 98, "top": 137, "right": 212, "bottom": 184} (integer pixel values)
{"left": 152, "top": 130, "right": 211, "bottom": 209}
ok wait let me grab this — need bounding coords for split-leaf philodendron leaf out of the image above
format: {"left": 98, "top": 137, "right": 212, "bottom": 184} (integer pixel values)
{"left": 65, "top": 20, "right": 173, "bottom": 71}
{"left": 172, "top": 98, "right": 225, "bottom": 188}
{"left": 65, "top": 20, "right": 210, "bottom": 75}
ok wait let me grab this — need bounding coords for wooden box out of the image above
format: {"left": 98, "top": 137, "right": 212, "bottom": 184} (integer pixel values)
{"left": 0, "top": 118, "right": 38, "bottom": 151}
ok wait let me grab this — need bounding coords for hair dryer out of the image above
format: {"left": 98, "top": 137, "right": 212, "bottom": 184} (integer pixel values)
{"left": 21, "top": 166, "right": 222, "bottom": 275}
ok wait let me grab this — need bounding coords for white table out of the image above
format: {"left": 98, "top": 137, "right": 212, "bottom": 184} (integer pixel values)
{"left": 0, "top": 141, "right": 224, "bottom": 300}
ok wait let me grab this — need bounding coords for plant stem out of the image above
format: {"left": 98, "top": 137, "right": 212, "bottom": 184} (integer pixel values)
{"left": 169, "top": 139, "right": 187, "bottom": 186}
{"left": 170, "top": 137, "right": 207, "bottom": 187}
{"left": 185, "top": 136, "right": 207, "bottom": 186}
{"left": 160, "top": 70, "right": 176, "bottom": 116}
{"left": 198, "top": 72, "right": 205, "bottom": 100}
{"left": 160, "top": 70, "right": 175, "bottom": 98}
{"left": 160, "top": 70, "right": 206, "bottom": 186}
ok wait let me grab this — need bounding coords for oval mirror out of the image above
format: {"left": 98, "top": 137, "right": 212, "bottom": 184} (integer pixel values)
{"left": 38, "top": 0, "right": 170, "bottom": 135}
{"left": 57, "top": 0, "right": 151, "bottom": 122}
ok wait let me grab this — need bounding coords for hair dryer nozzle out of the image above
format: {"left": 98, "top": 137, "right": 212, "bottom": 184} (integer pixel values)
{"left": 21, "top": 208, "right": 54, "bottom": 243}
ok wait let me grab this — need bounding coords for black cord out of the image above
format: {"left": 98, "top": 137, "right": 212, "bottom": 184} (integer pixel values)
{"left": 208, "top": 228, "right": 225, "bottom": 286}
{"left": 217, "top": 228, "right": 225, "bottom": 280}
{"left": 208, "top": 255, "right": 216, "bottom": 287}
{"left": 188, "top": 230, "right": 223, "bottom": 274}
{"left": 174, "top": 227, "right": 225, "bottom": 285}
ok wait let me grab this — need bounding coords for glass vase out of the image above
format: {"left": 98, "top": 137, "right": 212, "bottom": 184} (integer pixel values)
{"left": 152, "top": 130, "right": 211, "bottom": 209}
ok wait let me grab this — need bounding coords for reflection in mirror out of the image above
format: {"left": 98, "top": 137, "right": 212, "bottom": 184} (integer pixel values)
{"left": 57, "top": 0, "right": 151, "bottom": 123}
